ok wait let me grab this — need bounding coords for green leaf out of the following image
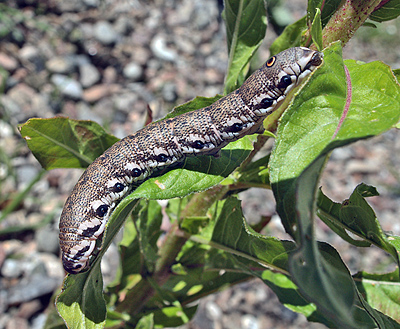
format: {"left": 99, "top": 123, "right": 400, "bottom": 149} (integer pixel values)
{"left": 310, "top": 8, "right": 323, "bottom": 51}
{"left": 317, "top": 187, "right": 372, "bottom": 247}
{"left": 269, "top": 17, "right": 307, "bottom": 55}
{"left": 290, "top": 155, "right": 378, "bottom": 328}
{"left": 19, "top": 117, "right": 119, "bottom": 169}
{"left": 56, "top": 262, "right": 106, "bottom": 329}
{"left": 210, "top": 196, "right": 295, "bottom": 272}
{"left": 56, "top": 198, "right": 139, "bottom": 329}
{"left": 370, "top": 0, "right": 400, "bottom": 22}
{"left": 110, "top": 200, "right": 163, "bottom": 290}
{"left": 270, "top": 42, "right": 400, "bottom": 236}
{"left": 316, "top": 0, "right": 342, "bottom": 27}
{"left": 354, "top": 269, "right": 400, "bottom": 323}
{"left": 126, "top": 135, "right": 256, "bottom": 201}
{"left": 269, "top": 41, "right": 400, "bottom": 327}
{"left": 317, "top": 183, "right": 400, "bottom": 268}
{"left": 223, "top": 0, "right": 267, "bottom": 94}
{"left": 135, "top": 313, "right": 154, "bottom": 329}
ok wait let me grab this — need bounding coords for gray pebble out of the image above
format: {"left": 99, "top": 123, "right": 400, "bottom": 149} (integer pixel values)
{"left": 150, "top": 35, "right": 177, "bottom": 62}
{"left": 15, "top": 165, "right": 40, "bottom": 188}
{"left": 1, "top": 259, "right": 24, "bottom": 278}
{"left": 93, "top": 21, "right": 119, "bottom": 45}
{"left": 79, "top": 63, "right": 100, "bottom": 87}
{"left": 8, "top": 270, "right": 59, "bottom": 305}
{"left": 162, "top": 83, "right": 178, "bottom": 102}
{"left": 35, "top": 226, "right": 60, "bottom": 255}
{"left": 123, "top": 62, "right": 143, "bottom": 81}
{"left": 76, "top": 101, "right": 103, "bottom": 124}
{"left": 51, "top": 74, "right": 83, "bottom": 99}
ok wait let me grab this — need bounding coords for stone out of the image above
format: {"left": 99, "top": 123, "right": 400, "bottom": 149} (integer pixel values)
{"left": 51, "top": 74, "right": 83, "bottom": 99}
{"left": 0, "top": 53, "right": 18, "bottom": 71}
{"left": 122, "top": 62, "right": 143, "bottom": 81}
{"left": 79, "top": 63, "right": 100, "bottom": 87}
{"left": 83, "top": 84, "right": 120, "bottom": 103}
{"left": 150, "top": 34, "right": 177, "bottom": 62}
{"left": 35, "top": 226, "right": 60, "bottom": 254}
{"left": 45, "top": 56, "right": 75, "bottom": 74}
{"left": 93, "top": 21, "right": 118, "bottom": 45}
{"left": 1, "top": 259, "right": 23, "bottom": 278}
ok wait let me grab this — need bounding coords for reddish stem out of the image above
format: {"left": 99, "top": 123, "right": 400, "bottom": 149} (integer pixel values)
{"left": 332, "top": 64, "right": 352, "bottom": 139}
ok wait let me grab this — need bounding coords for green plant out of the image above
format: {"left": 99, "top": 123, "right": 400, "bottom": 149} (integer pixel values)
{"left": 19, "top": 0, "right": 400, "bottom": 328}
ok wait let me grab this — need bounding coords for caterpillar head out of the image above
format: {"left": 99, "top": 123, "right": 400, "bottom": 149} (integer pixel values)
{"left": 241, "top": 47, "right": 324, "bottom": 116}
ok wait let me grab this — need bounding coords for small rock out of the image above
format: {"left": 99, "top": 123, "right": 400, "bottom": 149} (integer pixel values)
{"left": 123, "top": 62, "right": 143, "bottom": 81}
{"left": 16, "top": 300, "right": 42, "bottom": 319}
{"left": 18, "top": 45, "right": 44, "bottom": 71}
{"left": 1, "top": 259, "right": 24, "bottom": 278}
{"left": 46, "top": 56, "right": 75, "bottom": 74}
{"left": 205, "top": 301, "right": 222, "bottom": 320}
{"left": 51, "top": 74, "right": 83, "bottom": 99}
{"left": 15, "top": 164, "right": 40, "bottom": 187}
{"left": 5, "top": 317, "right": 29, "bottom": 329}
{"left": 0, "top": 53, "right": 18, "bottom": 71}
{"left": 54, "top": 0, "right": 87, "bottom": 12}
{"left": 35, "top": 226, "right": 59, "bottom": 254}
{"left": 150, "top": 34, "right": 177, "bottom": 62}
{"left": 114, "top": 16, "right": 133, "bottom": 35}
{"left": 103, "top": 66, "right": 117, "bottom": 83}
{"left": 31, "top": 314, "right": 47, "bottom": 329}
{"left": 162, "top": 83, "right": 178, "bottom": 102}
{"left": 83, "top": 84, "right": 120, "bottom": 103}
{"left": 8, "top": 265, "right": 59, "bottom": 305}
{"left": 93, "top": 21, "right": 118, "bottom": 45}
{"left": 113, "top": 93, "right": 138, "bottom": 113}
{"left": 241, "top": 314, "right": 259, "bottom": 329}
{"left": 79, "top": 63, "right": 100, "bottom": 87}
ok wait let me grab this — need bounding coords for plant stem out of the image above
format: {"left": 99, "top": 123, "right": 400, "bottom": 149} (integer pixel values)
{"left": 114, "top": 185, "right": 229, "bottom": 321}
{"left": 320, "top": 0, "right": 382, "bottom": 49}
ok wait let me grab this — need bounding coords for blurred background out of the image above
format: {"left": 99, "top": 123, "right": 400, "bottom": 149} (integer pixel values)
{"left": 0, "top": 0, "right": 400, "bottom": 328}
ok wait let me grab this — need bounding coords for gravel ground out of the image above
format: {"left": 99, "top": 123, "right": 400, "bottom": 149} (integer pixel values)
{"left": 0, "top": 1, "right": 400, "bottom": 328}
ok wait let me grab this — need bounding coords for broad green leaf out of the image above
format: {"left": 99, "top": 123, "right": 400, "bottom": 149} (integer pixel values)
{"left": 311, "top": 8, "right": 323, "bottom": 51}
{"left": 19, "top": 97, "right": 222, "bottom": 172}
{"left": 270, "top": 41, "right": 400, "bottom": 327}
{"left": 223, "top": 0, "right": 267, "bottom": 93}
{"left": 317, "top": 187, "right": 372, "bottom": 247}
{"left": 370, "top": 0, "right": 400, "bottom": 22}
{"left": 318, "top": 0, "right": 342, "bottom": 26}
{"left": 19, "top": 117, "right": 119, "bottom": 169}
{"left": 210, "top": 196, "right": 295, "bottom": 272}
{"left": 290, "top": 155, "right": 378, "bottom": 328}
{"left": 270, "top": 42, "right": 400, "bottom": 236}
{"left": 56, "top": 261, "right": 106, "bottom": 329}
{"left": 134, "top": 313, "right": 154, "bottom": 329}
{"left": 318, "top": 184, "right": 400, "bottom": 268}
{"left": 269, "top": 17, "right": 306, "bottom": 55}
{"left": 56, "top": 198, "right": 139, "bottom": 329}
{"left": 354, "top": 269, "right": 400, "bottom": 323}
{"left": 125, "top": 135, "right": 256, "bottom": 200}
{"left": 109, "top": 200, "right": 163, "bottom": 293}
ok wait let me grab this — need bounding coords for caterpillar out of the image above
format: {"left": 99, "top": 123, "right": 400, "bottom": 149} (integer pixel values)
{"left": 59, "top": 47, "right": 323, "bottom": 274}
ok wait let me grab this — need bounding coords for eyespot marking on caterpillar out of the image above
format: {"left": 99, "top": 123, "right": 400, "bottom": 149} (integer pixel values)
{"left": 278, "top": 75, "right": 293, "bottom": 89}
{"left": 260, "top": 98, "right": 274, "bottom": 108}
{"left": 192, "top": 140, "right": 205, "bottom": 149}
{"left": 227, "top": 122, "right": 243, "bottom": 133}
{"left": 59, "top": 47, "right": 324, "bottom": 274}
{"left": 95, "top": 204, "right": 109, "bottom": 218}
{"left": 266, "top": 56, "right": 276, "bottom": 67}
